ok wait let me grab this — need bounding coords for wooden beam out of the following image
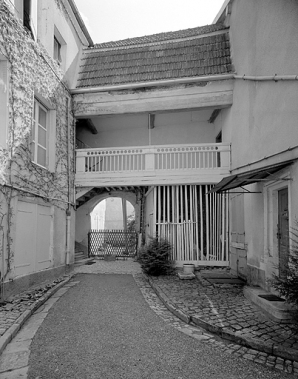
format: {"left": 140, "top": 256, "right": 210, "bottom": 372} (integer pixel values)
{"left": 86, "top": 119, "right": 98, "bottom": 134}
{"left": 76, "top": 118, "right": 98, "bottom": 134}
{"left": 75, "top": 171, "right": 230, "bottom": 187}
{"left": 208, "top": 109, "right": 221, "bottom": 123}
{"left": 73, "top": 80, "right": 234, "bottom": 117}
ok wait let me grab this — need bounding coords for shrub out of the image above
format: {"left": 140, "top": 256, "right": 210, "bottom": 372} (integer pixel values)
{"left": 270, "top": 224, "right": 298, "bottom": 307}
{"left": 138, "top": 237, "right": 174, "bottom": 276}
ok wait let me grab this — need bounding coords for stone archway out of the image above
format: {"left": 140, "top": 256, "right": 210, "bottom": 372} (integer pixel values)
{"left": 75, "top": 189, "right": 141, "bottom": 250}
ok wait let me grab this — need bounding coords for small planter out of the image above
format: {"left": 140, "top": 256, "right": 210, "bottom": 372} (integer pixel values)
{"left": 183, "top": 263, "right": 195, "bottom": 274}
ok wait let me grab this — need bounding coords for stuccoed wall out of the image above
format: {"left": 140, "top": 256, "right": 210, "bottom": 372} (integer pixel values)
{"left": 225, "top": 0, "right": 298, "bottom": 169}
{"left": 76, "top": 110, "right": 216, "bottom": 148}
{"left": 217, "top": 0, "right": 298, "bottom": 288}
{"left": 39, "top": 0, "right": 87, "bottom": 88}
{"left": 0, "top": 0, "right": 75, "bottom": 285}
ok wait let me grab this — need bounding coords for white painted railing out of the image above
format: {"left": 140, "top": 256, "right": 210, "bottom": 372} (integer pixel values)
{"left": 76, "top": 143, "right": 230, "bottom": 174}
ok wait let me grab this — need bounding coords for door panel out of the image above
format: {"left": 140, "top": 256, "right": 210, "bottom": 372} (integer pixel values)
{"left": 36, "top": 205, "right": 52, "bottom": 270}
{"left": 15, "top": 201, "right": 52, "bottom": 276}
{"left": 14, "top": 202, "right": 35, "bottom": 276}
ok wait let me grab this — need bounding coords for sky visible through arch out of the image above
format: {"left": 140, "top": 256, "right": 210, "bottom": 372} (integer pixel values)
{"left": 75, "top": 0, "right": 226, "bottom": 44}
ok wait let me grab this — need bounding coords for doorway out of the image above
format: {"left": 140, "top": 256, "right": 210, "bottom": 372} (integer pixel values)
{"left": 278, "top": 188, "right": 289, "bottom": 277}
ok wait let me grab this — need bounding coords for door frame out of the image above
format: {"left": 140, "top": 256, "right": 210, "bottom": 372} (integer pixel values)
{"left": 264, "top": 169, "right": 292, "bottom": 280}
{"left": 277, "top": 188, "right": 289, "bottom": 277}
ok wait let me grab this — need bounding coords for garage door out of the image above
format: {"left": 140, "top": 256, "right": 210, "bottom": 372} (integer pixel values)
{"left": 14, "top": 201, "right": 52, "bottom": 277}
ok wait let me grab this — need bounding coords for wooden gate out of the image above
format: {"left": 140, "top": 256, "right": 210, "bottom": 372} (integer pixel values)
{"left": 88, "top": 230, "right": 137, "bottom": 258}
{"left": 154, "top": 185, "right": 229, "bottom": 266}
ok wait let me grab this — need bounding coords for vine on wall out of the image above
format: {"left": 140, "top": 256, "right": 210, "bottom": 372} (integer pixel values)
{"left": 0, "top": 0, "right": 75, "bottom": 281}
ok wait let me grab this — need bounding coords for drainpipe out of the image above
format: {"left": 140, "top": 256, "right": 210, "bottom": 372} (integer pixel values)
{"left": 66, "top": 97, "right": 72, "bottom": 265}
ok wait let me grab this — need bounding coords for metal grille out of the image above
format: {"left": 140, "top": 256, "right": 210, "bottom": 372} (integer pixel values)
{"left": 88, "top": 230, "right": 137, "bottom": 258}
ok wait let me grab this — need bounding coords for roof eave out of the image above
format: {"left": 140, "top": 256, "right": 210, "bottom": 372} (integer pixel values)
{"left": 67, "top": 0, "right": 94, "bottom": 47}
{"left": 71, "top": 74, "right": 235, "bottom": 94}
{"left": 213, "top": 0, "right": 233, "bottom": 24}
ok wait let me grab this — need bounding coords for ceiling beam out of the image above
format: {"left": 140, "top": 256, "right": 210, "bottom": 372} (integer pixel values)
{"left": 208, "top": 109, "right": 221, "bottom": 123}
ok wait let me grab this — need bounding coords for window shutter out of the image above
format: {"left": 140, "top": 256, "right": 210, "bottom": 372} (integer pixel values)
{"left": 0, "top": 59, "right": 8, "bottom": 149}
{"left": 48, "top": 110, "right": 56, "bottom": 172}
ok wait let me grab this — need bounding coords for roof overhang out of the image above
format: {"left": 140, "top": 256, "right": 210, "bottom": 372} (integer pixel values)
{"left": 213, "top": 0, "right": 233, "bottom": 24}
{"left": 210, "top": 160, "right": 296, "bottom": 194}
{"left": 66, "top": 0, "right": 94, "bottom": 47}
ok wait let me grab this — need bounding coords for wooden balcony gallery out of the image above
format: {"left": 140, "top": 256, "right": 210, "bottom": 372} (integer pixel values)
{"left": 76, "top": 142, "right": 231, "bottom": 187}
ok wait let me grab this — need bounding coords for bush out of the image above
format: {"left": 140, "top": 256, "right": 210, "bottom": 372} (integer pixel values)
{"left": 270, "top": 224, "right": 298, "bottom": 307}
{"left": 138, "top": 237, "right": 174, "bottom": 276}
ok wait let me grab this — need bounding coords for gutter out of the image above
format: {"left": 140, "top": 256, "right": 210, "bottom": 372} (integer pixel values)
{"left": 70, "top": 74, "right": 235, "bottom": 94}
{"left": 234, "top": 74, "right": 298, "bottom": 81}
{"left": 66, "top": 97, "right": 72, "bottom": 266}
{"left": 71, "top": 73, "right": 298, "bottom": 95}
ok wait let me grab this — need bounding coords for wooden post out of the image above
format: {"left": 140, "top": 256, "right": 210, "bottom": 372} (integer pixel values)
{"left": 206, "top": 185, "right": 210, "bottom": 261}
{"left": 145, "top": 148, "right": 155, "bottom": 171}
{"left": 122, "top": 199, "right": 128, "bottom": 254}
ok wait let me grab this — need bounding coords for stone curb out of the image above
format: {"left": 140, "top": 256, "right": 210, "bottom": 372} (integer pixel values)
{"left": 148, "top": 278, "right": 191, "bottom": 324}
{"left": 148, "top": 277, "right": 298, "bottom": 363}
{"left": 0, "top": 274, "right": 74, "bottom": 357}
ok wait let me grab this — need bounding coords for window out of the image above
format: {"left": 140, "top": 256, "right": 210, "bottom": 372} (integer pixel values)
{"left": 31, "top": 97, "right": 56, "bottom": 171}
{"left": 53, "top": 27, "right": 66, "bottom": 69}
{"left": 53, "top": 37, "right": 62, "bottom": 64}
{"left": 23, "top": 0, "right": 31, "bottom": 31}
{"left": 14, "top": 0, "right": 37, "bottom": 40}
{"left": 0, "top": 56, "right": 8, "bottom": 149}
{"left": 31, "top": 99, "right": 48, "bottom": 168}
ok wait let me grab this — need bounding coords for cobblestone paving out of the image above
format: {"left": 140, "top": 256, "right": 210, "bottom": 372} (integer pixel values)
{"left": 0, "top": 260, "right": 297, "bottom": 376}
{"left": 0, "top": 277, "right": 66, "bottom": 338}
{"left": 134, "top": 273, "right": 298, "bottom": 376}
{"left": 75, "top": 260, "right": 297, "bottom": 375}
{"left": 149, "top": 273, "right": 298, "bottom": 374}
{"left": 150, "top": 274, "right": 298, "bottom": 346}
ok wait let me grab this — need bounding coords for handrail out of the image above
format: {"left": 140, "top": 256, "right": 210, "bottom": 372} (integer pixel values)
{"left": 76, "top": 143, "right": 231, "bottom": 174}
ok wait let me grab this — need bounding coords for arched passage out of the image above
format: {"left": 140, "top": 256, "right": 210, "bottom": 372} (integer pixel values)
{"left": 75, "top": 189, "right": 141, "bottom": 251}
{"left": 91, "top": 197, "right": 135, "bottom": 231}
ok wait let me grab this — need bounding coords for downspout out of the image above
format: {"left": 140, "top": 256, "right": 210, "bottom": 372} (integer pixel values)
{"left": 66, "top": 97, "right": 72, "bottom": 265}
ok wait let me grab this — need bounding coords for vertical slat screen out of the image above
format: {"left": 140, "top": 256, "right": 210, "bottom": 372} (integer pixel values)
{"left": 154, "top": 184, "right": 229, "bottom": 265}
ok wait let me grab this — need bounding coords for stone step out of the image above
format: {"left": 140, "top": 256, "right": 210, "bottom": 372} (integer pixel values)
{"left": 74, "top": 257, "right": 95, "bottom": 266}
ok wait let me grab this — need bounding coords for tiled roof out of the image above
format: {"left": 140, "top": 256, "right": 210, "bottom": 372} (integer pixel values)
{"left": 92, "top": 24, "right": 227, "bottom": 49}
{"left": 76, "top": 24, "right": 233, "bottom": 89}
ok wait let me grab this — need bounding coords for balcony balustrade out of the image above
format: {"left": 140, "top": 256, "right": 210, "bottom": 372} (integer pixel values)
{"left": 75, "top": 143, "right": 231, "bottom": 187}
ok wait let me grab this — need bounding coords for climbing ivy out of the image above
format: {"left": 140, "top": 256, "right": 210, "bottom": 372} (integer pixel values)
{"left": 0, "top": 0, "right": 75, "bottom": 281}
